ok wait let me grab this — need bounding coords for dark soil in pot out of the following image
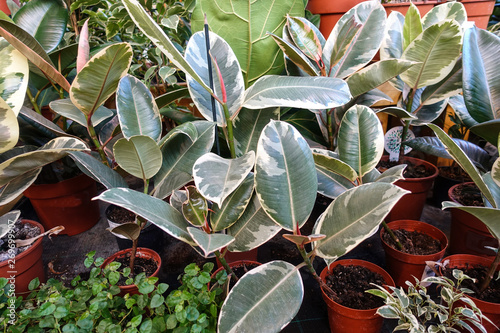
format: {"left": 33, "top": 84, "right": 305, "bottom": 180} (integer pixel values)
{"left": 438, "top": 166, "right": 472, "bottom": 182}
{"left": 106, "top": 204, "right": 136, "bottom": 223}
{"left": 450, "top": 183, "right": 483, "bottom": 206}
{"left": 323, "top": 264, "right": 386, "bottom": 310}
{"left": 377, "top": 158, "right": 435, "bottom": 178}
{"left": 112, "top": 252, "right": 158, "bottom": 286}
{"left": 441, "top": 265, "right": 500, "bottom": 304}
{"left": 381, "top": 229, "right": 441, "bottom": 255}
{"left": 0, "top": 220, "right": 41, "bottom": 261}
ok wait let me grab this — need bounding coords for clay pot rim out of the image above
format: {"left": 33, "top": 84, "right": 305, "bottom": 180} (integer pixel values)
{"left": 24, "top": 173, "right": 95, "bottom": 198}
{"left": 0, "top": 219, "right": 45, "bottom": 268}
{"left": 447, "top": 182, "right": 483, "bottom": 206}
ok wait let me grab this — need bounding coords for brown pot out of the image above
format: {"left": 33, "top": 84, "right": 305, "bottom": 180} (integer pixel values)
{"left": 440, "top": 254, "right": 500, "bottom": 333}
{"left": 24, "top": 173, "right": 100, "bottom": 236}
{"left": 382, "top": 156, "right": 438, "bottom": 222}
{"left": 101, "top": 247, "right": 161, "bottom": 296}
{"left": 215, "top": 247, "right": 259, "bottom": 268}
{"left": 381, "top": 220, "right": 448, "bottom": 288}
{"left": 447, "top": 183, "right": 498, "bottom": 257}
{"left": 461, "top": 0, "right": 496, "bottom": 29}
{"left": 319, "top": 259, "right": 395, "bottom": 333}
{"left": 0, "top": 220, "right": 45, "bottom": 297}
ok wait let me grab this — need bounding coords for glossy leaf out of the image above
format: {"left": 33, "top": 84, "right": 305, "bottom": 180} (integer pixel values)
{"left": 0, "top": 98, "right": 18, "bottom": 154}
{"left": 492, "top": 158, "right": 500, "bottom": 188}
{"left": 448, "top": 94, "right": 478, "bottom": 129}
{"left": 243, "top": 76, "right": 351, "bottom": 110}
{"left": 69, "top": 151, "right": 128, "bottom": 189}
{"left": 0, "top": 210, "right": 20, "bottom": 238}
{"left": 287, "top": 16, "right": 323, "bottom": 65}
{"left": 49, "top": 99, "right": 113, "bottom": 127}
{"left": 193, "top": 152, "right": 254, "bottom": 208}
{"left": 0, "top": 43, "right": 29, "bottom": 115}
{"left": 0, "top": 169, "right": 40, "bottom": 205}
{"left": 442, "top": 202, "right": 500, "bottom": 240}
{"left": 255, "top": 121, "right": 317, "bottom": 231}
{"left": 270, "top": 32, "right": 319, "bottom": 77}
{"left": 422, "top": 2, "right": 467, "bottom": 30}
{"left": 380, "top": 11, "right": 405, "bottom": 61}
{"left": 77, "top": 19, "right": 89, "bottom": 73}
{"left": 312, "top": 149, "right": 355, "bottom": 199}
{"left": 373, "top": 164, "right": 406, "bottom": 184}
{"left": 419, "top": 57, "right": 462, "bottom": 106}
{"left": 470, "top": 120, "right": 500, "bottom": 146}
{"left": 377, "top": 106, "right": 417, "bottom": 120}
{"left": 70, "top": 43, "right": 132, "bottom": 117}
{"left": 338, "top": 105, "right": 384, "bottom": 177}
{"left": 314, "top": 183, "right": 408, "bottom": 260}
{"left": 182, "top": 185, "right": 207, "bottom": 227}
{"left": 116, "top": 75, "right": 162, "bottom": 141}
{"left": 95, "top": 188, "right": 195, "bottom": 245}
{"left": 113, "top": 136, "right": 162, "bottom": 180}
{"left": 402, "top": 3, "right": 423, "bottom": 51}
{"left": 155, "top": 87, "right": 189, "bottom": 109}
{"left": 218, "top": 261, "right": 303, "bottom": 333}
{"left": 313, "top": 152, "right": 357, "bottom": 182}
{"left": 187, "top": 227, "right": 234, "bottom": 258}
{"left": 110, "top": 223, "right": 141, "bottom": 242}
{"left": 18, "top": 107, "right": 72, "bottom": 140}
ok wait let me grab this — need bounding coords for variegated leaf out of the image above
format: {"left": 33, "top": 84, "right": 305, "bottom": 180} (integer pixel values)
{"left": 113, "top": 136, "right": 162, "bottom": 180}
{"left": 287, "top": 16, "right": 323, "bottom": 66}
{"left": 69, "top": 151, "right": 128, "bottom": 189}
{"left": 400, "top": 20, "right": 462, "bottom": 90}
{"left": 182, "top": 186, "right": 207, "bottom": 227}
{"left": 95, "top": 187, "right": 195, "bottom": 245}
{"left": 402, "top": 3, "right": 423, "bottom": 51}
{"left": 211, "top": 173, "right": 254, "bottom": 232}
{"left": 116, "top": 75, "right": 162, "bottom": 141}
{"left": 49, "top": 99, "right": 113, "bottom": 127}
{"left": 19, "top": 107, "right": 75, "bottom": 139}
{"left": 185, "top": 31, "right": 244, "bottom": 126}
{"left": 412, "top": 99, "right": 448, "bottom": 126}
{"left": 218, "top": 261, "right": 303, "bottom": 333}
{"left": 255, "top": 121, "right": 317, "bottom": 231}
{"left": 0, "top": 97, "right": 18, "bottom": 154}
{"left": 442, "top": 202, "right": 500, "bottom": 240}
{"left": 0, "top": 169, "right": 40, "bottom": 205}
{"left": 109, "top": 223, "right": 141, "bottom": 242}
{"left": 169, "top": 190, "right": 187, "bottom": 214}
{"left": 187, "top": 227, "right": 234, "bottom": 258}
{"left": 0, "top": 43, "right": 28, "bottom": 115}
{"left": 313, "top": 152, "right": 358, "bottom": 182}
{"left": 419, "top": 58, "right": 462, "bottom": 106}
{"left": 380, "top": 11, "right": 405, "bottom": 61}
{"left": 243, "top": 76, "right": 351, "bottom": 110}
{"left": 448, "top": 94, "right": 478, "bottom": 129}
{"left": 0, "top": 210, "right": 20, "bottom": 238}
{"left": 338, "top": 105, "right": 384, "bottom": 177}
{"left": 483, "top": 172, "right": 500, "bottom": 209}
{"left": 377, "top": 106, "right": 417, "bottom": 120}
{"left": 70, "top": 43, "right": 132, "bottom": 117}
{"left": 493, "top": 158, "right": 500, "bottom": 188}
{"left": 269, "top": 32, "right": 319, "bottom": 77}
{"left": 313, "top": 149, "right": 355, "bottom": 199}
{"left": 227, "top": 193, "right": 281, "bottom": 252}
{"left": 314, "top": 183, "right": 409, "bottom": 260}
{"left": 0, "top": 137, "right": 88, "bottom": 186}
{"left": 422, "top": 2, "right": 467, "bottom": 30}
{"left": 373, "top": 164, "right": 406, "bottom": 184}
{"left": 193, "top": 151, "right": 255, "bottom": 207}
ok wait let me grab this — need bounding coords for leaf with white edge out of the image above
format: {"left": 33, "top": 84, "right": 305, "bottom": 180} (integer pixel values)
{"left": 493, "top": 158, "right": 500, "bottom": 188}
{"left": 193, "top": 151, "right": 255, "bottom": 207}
{"left": 283, "top": 234, "right": 325, "bottom": 246}
{"left": 400, "top": 20, "right": 462, "bottom": 90}
{"left": 269, "top": 32, "right": 319, "bottom": 77}
{"left": 377, "top": 305, "right": 401, "bottom": 319}
{"left": 187, "top": 227, "right": 234, "bottom": 258}
{"left": 70, "top": 43, "right": 132, "bottom": 117}
{"left": 109, "top": 222, "right": 141, "bottom": 241}
{"left": 243, "top": 76, "right": 351, "bottom": 110}
{"left": 402, "top": 3, "right": 423, "bottom": 51}
{"left": 113, "top": 136, "right": 162, "bottom": 180}
{"left": 0, "top": 137, "right": 88, "bottom": 186}
{"left": 255, "top": 121, "right": 317, "bottom": 231}
{"left": 19, "top": 107, "right": 77, "bottom": 138}
{"left": 314, "top": 183, "right": 409, "bottom": 260}
{"left": 338, "top": 105, "right": 384, "bottom": 177}
{"left": 95, "top": 188, "right": 195, "bottom": 245}
{"left": 211, "top": 173, "right": 254, "bottom": 232}
{"left": 470, "top": 120, "right": 500, "bottom": 146}
{"left": 169, "top": 190, "right": 187, "bottom": 214}
{"left": 0, "top": 44, "right": 29, "bottom": 115}
{"left": 49, "top": 99, "right": 113, "bottom": 127}
{"left": 286, "top": 16, "right": 323, "bottom": 66}
{"left": 327, "top": 16, "right": 363, "bottom": 73}
{"left": 233, "top": 107, "right": 280, "bottom": 157}
{"left": 185, "top": 31, "right": 244, "bottom": 126}
{"left": 483, "top": 172, "right": 500, "bottom": 209}
{"left": 380, "top": 11, "right": 405, "bottom": 61}
{"left": 313, "top": 149, "right": 356, "bottom": 199}
{"left": 218, "top": 261, "right": 303, "bottom": 333}
{"left": 422, "top": 2, "right": 467, "bottom": 30}
{"left": 77, "top": 19, "right": 89, "bottom": 73}
{"left": 377, "top": 106, "right": 417, "bottom": 120}
{"left": 182, "top": 186, "right": 207, "bottom": 227}
{"left": 442, "top": 202, "right": 500, "bottom": 240}
{"left": 313, "top": 152, "right": 358, "bottom": 182}
{"left": 449, "top": 94, "right": 478, "bottom": 128}
{"left": 122, "top": 0, "right": 210, "bottom": 93}
{"left": 69, "top": 151, "right": 127, "bottom": 189}
{"left": 0, "top": 210, "right": 20, "bottom": 238}
{"left": 412, "top": 98, "right": 448, "bottom": 126}
{"left": 0, "top": 98, "right": 18, "bottom": 154}
{"left": 374, "top": 164, "right": 407, "bottom": 184}
{"left": 116, "top": 75, "right": 162, "bottom": 141}
{"left": 0, "top": 170, "right": 40, "bottom": 205}
{"left": 227, "top": 193, "right": 281, "bottom": 252}
{"left": 419, "top": 57, "right": 462, "bottom": 106}
{"left": 428, "top": 123, "right": 495, "bottom": 207}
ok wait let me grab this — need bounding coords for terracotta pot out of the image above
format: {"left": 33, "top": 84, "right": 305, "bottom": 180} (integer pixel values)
{"left": 431, "top": 167, "right": 468, "bottom": 207}
{"left": 382, "top": 156, "right": 438, "bottom": 222}
{"left": 24, "top": 173, "right": 100, "bottom": 236}
{"left": 460, "top": 0, "right": 496, "bottom": 29}
{"left": 0, "top": 220, "right": 45, "bottom": 297}
{"left": 447, "top": 183, "right": 498, "bottom": 257}
{"left": 381, "top": 220, "right": 448, "bottom": 288}
{"left": 101, "top": 247, "right": 161, "bottom": 296}
{"left": 0, "top": 0, "right": 10, "bottom": 15}
{"left": 440, "top": 254, "right": 500, "bottom": 333}
{"left": 319, "top": 259, "right": 395, "bottom": 333}
{"left": 216, "top": 248, "right": 259, "bottom": 268}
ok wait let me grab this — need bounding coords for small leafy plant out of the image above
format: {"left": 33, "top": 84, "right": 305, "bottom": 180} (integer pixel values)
{"left": 368, "top": 269, "right": 493, "bottom": 333}
{"left": 0, "top": 252, "right": 226, "bottom": 333}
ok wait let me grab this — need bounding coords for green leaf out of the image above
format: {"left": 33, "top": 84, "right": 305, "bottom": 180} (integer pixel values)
{"left": 0, "top": 43, "right": 29, "bottom": 115}
{"left": 113, "top": 136, "right": 162, "bottom": 180}
{"left": 155, "top": 87, "right": 189, "bottom": 109}
{"left": 13, "top": 0, "right": 68, "bottom": 52}
{"left": 69, "top": 151, "right": 128, "bottom": 189}
{"left": 255, "top": 121, "right": 317, "bottom": 231}
{"left": 0, "top": 98, "right": 18, "bottom": 154}
{"left": 422, "top": 2, "right": 467, "bottom": 30}
{"left": 150, "top": 294, "right": 164, "bottom": 308}
{"left": 243, "top": 76, "right": 351, "bottom": 110}
{"left": 181, "top": 186, "right": 207, "bottom": 227}
{"left": 109, "top": 222, "right": 141, "bottom": 241}
{"left": 442, "top": 202, "right": 500, "bottom": 240}
{"left": 419, "top": 57, "right": 462, "bottom": 106}
{"left": 314, "top": 183, "right": 408, "bottom": 260}
{"left": 192, "top": 0, "right": 305, "bottom": 87}
{"left": 312, "top": 149, "right": 356, "bottom": 199}
{"left": 116, "top": 75, "right": 162, "bottom": 141}
{"left": 0, "top": 169, "right": 40, "bottom": 205}
{"left": 402, "top": 3, "right": 423, "bottom": 51}
{"left": 270, "top": 32, "right": 319, "bottom": 77}
{"left": 187, "top": 227, "right": 234, "bottom": 257}
{"left": 49, "top": 99, "right": 113, "bottom": 127}
{"left": 193, "top": 151, "right": 254, "bottom": 207}
{"left": 218, "top": 261, "right": 302, "bottom": 333}
{"left": 337, "top": 105, "right": 384, "bottom": 177}
{"left": 313, "top": 152, "right": 358, "bottom": 182}
{"left": 70, "top": 43, "right": 132, "bottom": 117}
{"left": 286, "top": 16, "right": 323, "bottom": 65}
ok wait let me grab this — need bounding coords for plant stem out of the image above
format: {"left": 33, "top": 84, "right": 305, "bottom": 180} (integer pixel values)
{"left": 222, "top": 103, "right": 236, "bottom": 158}
{"left": 398, "top": 89, "right": 416, "bottom": 162}
{"left": 26, "top": 89, "right": 41, "bottom": 114}
{"left": 215, "top": 250, "right": 238, "bottom": 282}
{"left": 381, "top": 221, "right": 403, "bottom": 251}
{"left": 129, "top": 238, "right": 138, "bottom": 273}
{"left": 327, "top": 110, "right": 334, "bottom": 150}
{"left": 479, "top": 250, "right": 500, "bottom": 293}
{"left": 86, "top": 118, "right": 110, "bottom": 167}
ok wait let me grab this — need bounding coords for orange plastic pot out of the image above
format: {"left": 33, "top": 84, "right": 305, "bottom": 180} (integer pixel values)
{"left": 0, "top": 220, "right": 45, "bottom": 297}
{"left": 24, "top": 173, "right": 100, "bottom": 236}
{"left": 440, "top": 254, "right": 500, "bottom": 333}
{"left": 101, "top": 247, "right": 161, "bottom": 296}
{"left": 319, "top": 259, "right": 395, "bottom": 333}
{"left": 0, "top": 0, "right": 10, "bottom": 15}
{"left": 461, "top": 0, "right": 496, "bottom": 29}
{"left": 448, "top": 183, "right": 498, "bottom": 257}
{"left": 382, "top": 156, "right": 438, "bottom": 222}
{"left": 381, "top": 220, "right": 448, "bottom": 288}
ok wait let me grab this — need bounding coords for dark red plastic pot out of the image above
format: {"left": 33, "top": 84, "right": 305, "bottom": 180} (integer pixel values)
{"left": 0, "top": 220, "right": 45, "bottom": 297}
{"left": 382, "top": 156, "right": 438, "bottom": 222}
{"left": 24, "top": 173, "right": 100, "bottom": 236}
{"left": 440, "top": 254, "right": 500, "bottom": 333}
{"left": 448, "top": 183, "right": 498, "bottom": 257}
{"left": 381, "top": 220, "right": 448, "bottom": 288}
{"left": 215, "top": 248, "right": 259, "bottom": 268}
{"left": 211, "top": 260, "right": 261, "bottom": 287}
{"left": 319, "top": 259, "right": 395, "bottom": 333}
{"left": 101, "top": 247, "right": 161, "bottom": 296}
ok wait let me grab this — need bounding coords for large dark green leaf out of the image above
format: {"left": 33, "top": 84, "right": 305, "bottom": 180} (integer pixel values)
{"left": 69, "top": 151, "right": 127, "bottom": 189}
